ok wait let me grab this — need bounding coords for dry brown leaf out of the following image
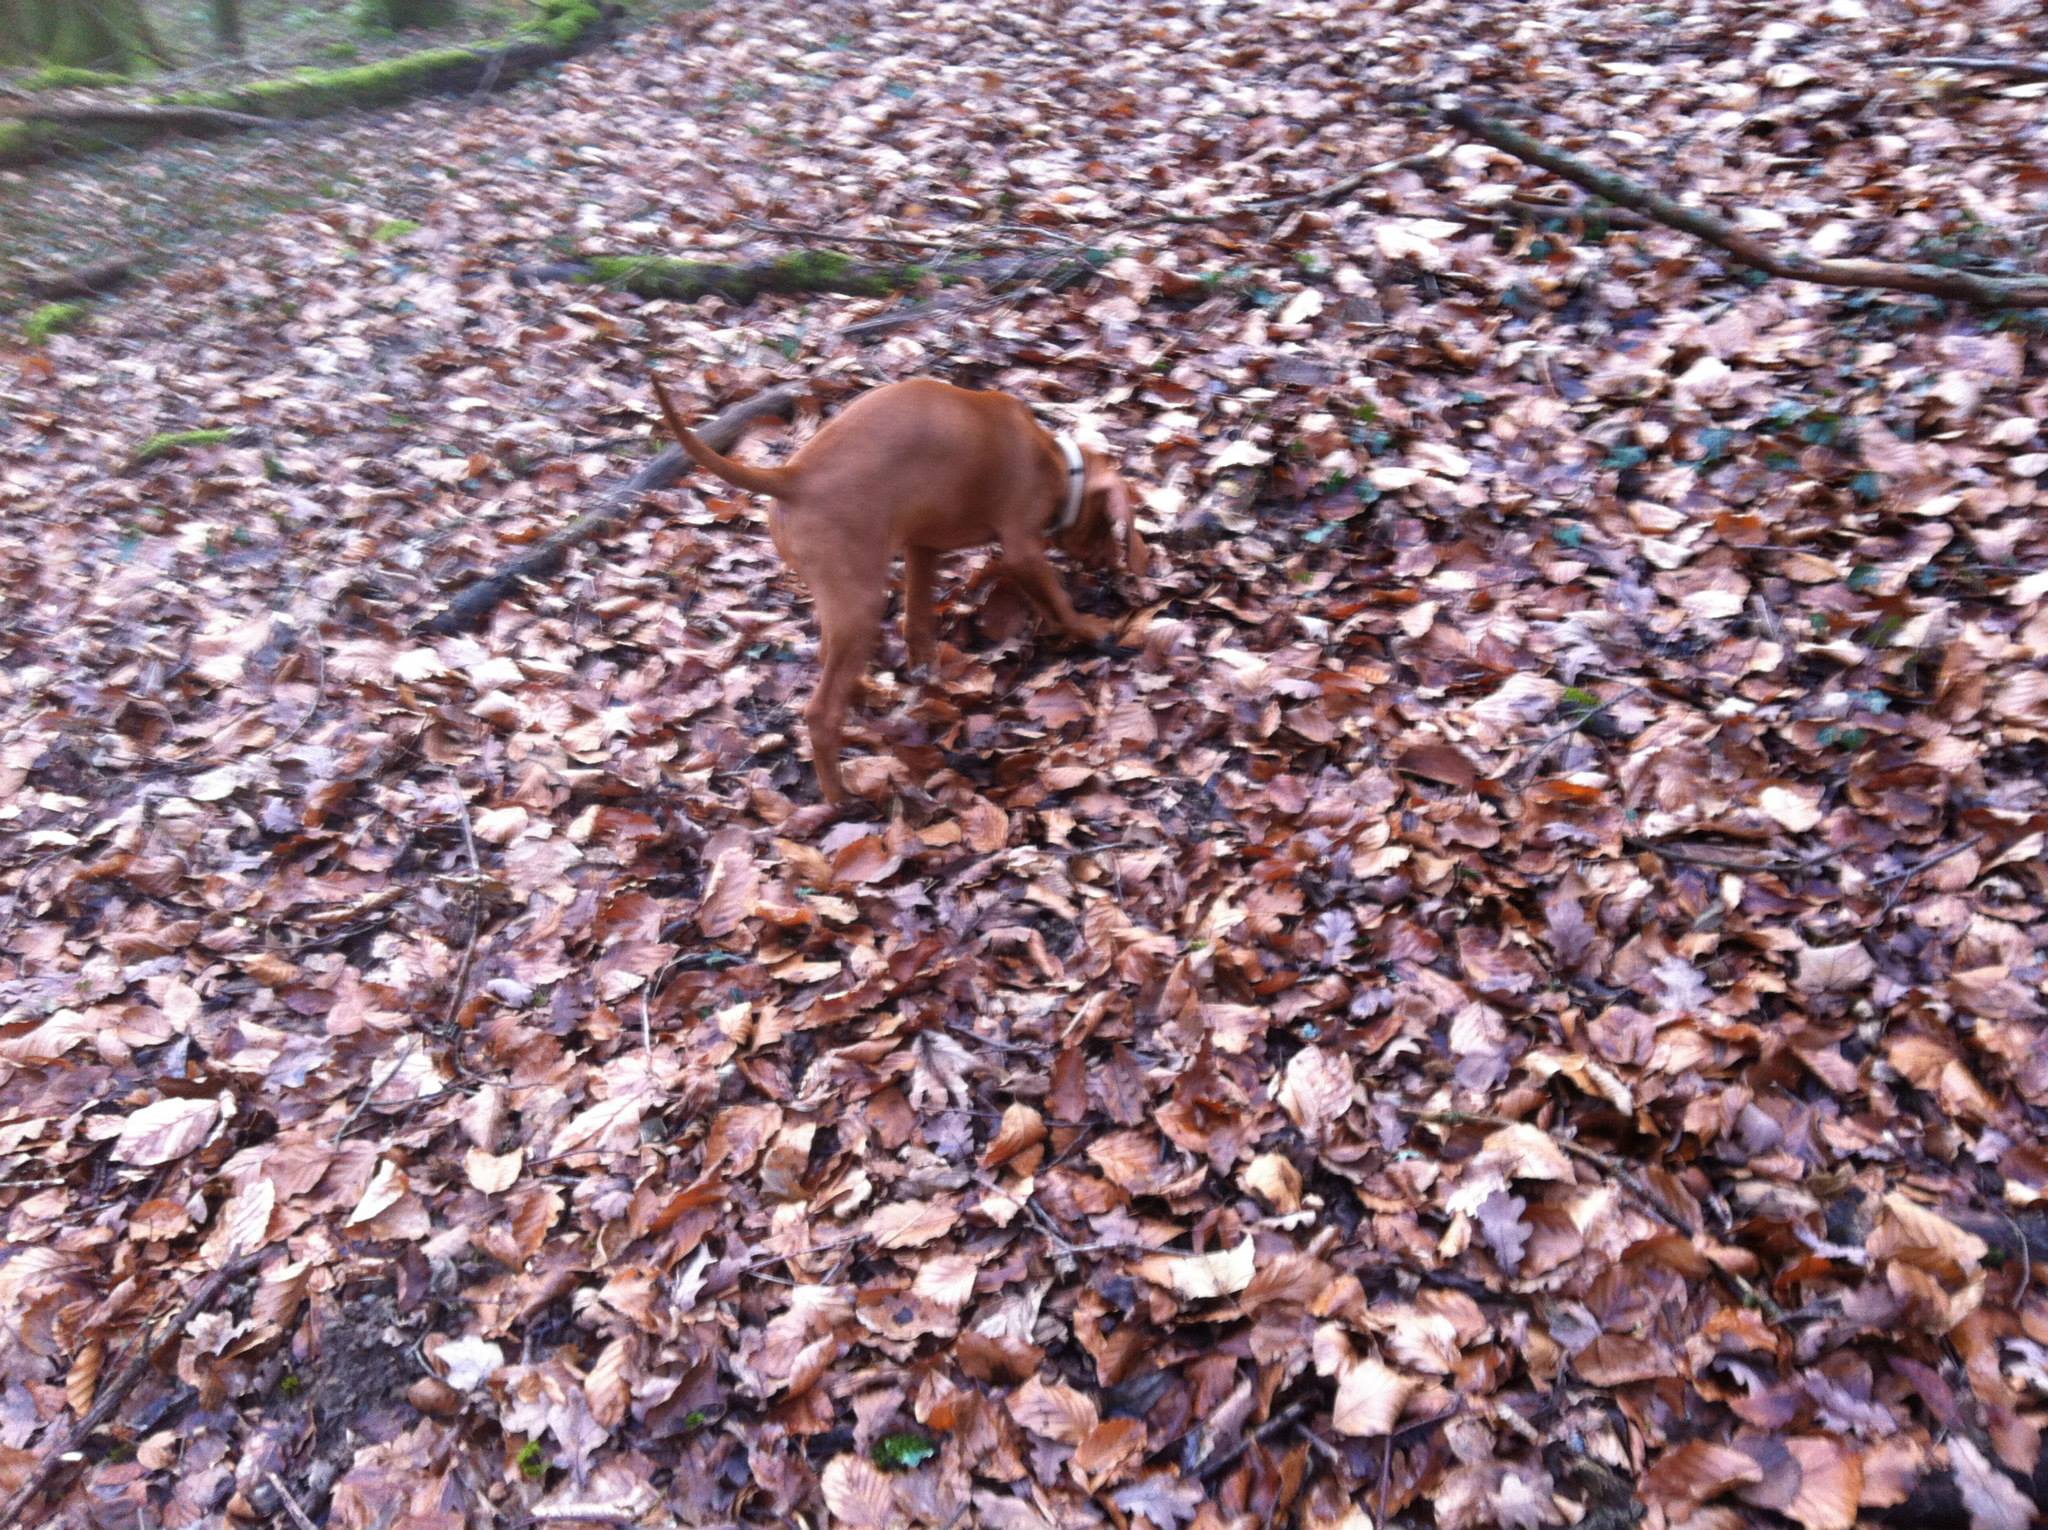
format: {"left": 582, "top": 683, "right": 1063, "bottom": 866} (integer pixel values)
{"left": 1009, "top": 1375, "right": 1101, "bottom": 1444}
{"left": 112, "top": 1096, "right": 221, "bottom": 1166}
{"left": 1331, "top": 1357, "right": 1417, "bottom": 1437}
{"left": 820, "top": 1455, "right": 901, "bottom": 1529}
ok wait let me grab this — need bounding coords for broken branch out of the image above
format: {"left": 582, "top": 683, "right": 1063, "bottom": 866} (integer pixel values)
{"left": 0, "top": 1255, "right": 261, "bottom": 1530}
{"left": 17, "top": 101, "right": 272, "bottom": 132}
{"left": 1443, "top": 102, "right": 2048, "bottom": 307}
{"left": 1905, "top": 56, "right": 2048, "bottom": 83}
{"left": 424, "top": 384, "right": 804, "bottom": 635}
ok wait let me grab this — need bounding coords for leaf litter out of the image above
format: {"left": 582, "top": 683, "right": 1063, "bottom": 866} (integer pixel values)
{"left": 3, "top": 0, "right": 2048, "bottom": 1527}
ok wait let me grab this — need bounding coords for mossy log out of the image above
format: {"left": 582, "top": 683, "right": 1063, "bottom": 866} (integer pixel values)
{"left": 0, "top": 0, "right": 610, "bottom": 168}
{"left": 519, "top": 247, "right": 1106, "bottom": 306}
{"left": 425, "top": 383, "right": 805, "bottom": 636}
{"left": 20, "top": 101, "right": 272, "bottom": 133}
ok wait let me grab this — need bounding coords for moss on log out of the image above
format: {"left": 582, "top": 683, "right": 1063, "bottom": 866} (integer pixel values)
{"left": 522, "top": 246, "right": 1107, "bottom": 306}
{"left": 0, "top": 0, "right": 611, "bottom": 168}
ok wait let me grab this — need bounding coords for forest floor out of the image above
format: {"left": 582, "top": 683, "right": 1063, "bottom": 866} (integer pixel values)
{"left": 2, "top": 1, "right": 2047, "bottom": 1528}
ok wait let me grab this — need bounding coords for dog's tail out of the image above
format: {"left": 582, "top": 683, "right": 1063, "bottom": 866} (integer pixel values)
{"left": 651, "top": 374, "right": 797, "bottom": 498}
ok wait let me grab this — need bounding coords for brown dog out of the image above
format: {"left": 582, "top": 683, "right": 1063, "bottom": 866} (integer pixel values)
{"left": 652, "top": 375, "right": 1145, "bottom": 805}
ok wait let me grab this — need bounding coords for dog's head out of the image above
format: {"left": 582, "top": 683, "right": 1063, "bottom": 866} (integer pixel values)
{"left": 1055, "top": 449, "right": 1151, "bottom": 576}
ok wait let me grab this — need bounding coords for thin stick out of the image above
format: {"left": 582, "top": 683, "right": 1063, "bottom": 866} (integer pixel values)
{"left": 1126, "top": 145, "right": 1452, "bottom": 227}
{"left": 1904, "top": 56, "right": 2048, "bottom": 83}
{"left": 1444, "top": 102, "right": 2048, "bottom": 307}
{"left": 269, "top": 632, "right": 328, "bottom": 754}
{"left": 1378, "top": 1430, "right": 1393, "bottom": 1530}
{"left": 2005, "top": 1211, "right": 2034, "bottom": 1307}
{"left": 335, "top": 1038, "right": 415, "bottom": 1142}
{"left": 0, "top": 1255, "right": 260, "bottom": 1530}
{"left": 444, "top": 789, "right": 484, "bottom": 1027}
{"left": 427, "top": 385, "right": 804, "bottom": 634}
{"left": 1513, "top": 685, "right": 1644, "bottom": 785}
{"left": 1197, "top": 1399, "right": 1313, "bottom": 1482}
{"left": 1873, "top": 834, "right": 1984, "bottom": 891}
{"left": 1400, "top": 1108, "right": 1786, "bottom": 1320}
{"left": 264, "top": 1472, "right": 319, "bottom": 1530}
{"left": 641, "top": 950, "right": 681, "bottom": 1063}
{"left": 1623, "top": 836, "right": 1827, "bottom": 875}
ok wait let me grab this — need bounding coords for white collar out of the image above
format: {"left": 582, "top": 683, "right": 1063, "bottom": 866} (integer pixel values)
{"left": 1052, "top": 436, "right": 1086, "bottom": 533}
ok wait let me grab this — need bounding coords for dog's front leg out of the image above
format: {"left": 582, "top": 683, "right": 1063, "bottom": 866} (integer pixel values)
{"left": 999, "top": 538, "right": 1111, "bottom": 644}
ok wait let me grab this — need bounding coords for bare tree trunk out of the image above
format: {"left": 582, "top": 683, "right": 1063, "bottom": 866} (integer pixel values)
{"left": 211, "top": 0, "right": 245, "bottom": 58}
{"left": 0, "top": 0, "right": 173, "bottom": 72}
{"left": 357, "top": 0, "right": 461, "bottom": 29}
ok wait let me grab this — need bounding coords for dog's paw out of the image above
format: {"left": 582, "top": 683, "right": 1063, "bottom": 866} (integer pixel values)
{"left": 1068, "top": 616, "right": 1114, "bottom": 645}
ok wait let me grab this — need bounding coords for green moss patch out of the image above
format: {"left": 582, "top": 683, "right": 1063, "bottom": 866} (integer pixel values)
{"left": 587, "top": 250, "right": 924, "bottom": 302}
{"left": 28, "top": 65, "right": 134, "bottom": 90}
{"left": 131, "top": 428, "right": 236, "bottom": 464}
{"left": 24, "top": 302, "right": 88, "bottom": 344}
{"left": 525, "top": 0, "right": 603, "bottom": 46}
{"left": 576, "top": 244, "right": 1111, "bottom": 306}
{"left": 185, "top": 46, "right": 495, "bottom": 118}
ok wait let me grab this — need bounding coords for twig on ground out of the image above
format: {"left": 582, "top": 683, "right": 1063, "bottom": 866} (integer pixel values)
{"left": 264, "top": 1472, "right": 320, "bottom": 1530}
{"left": 1443, "top": 102, "right": 2048, "bottom": 307}
{"left": 1127, "top": 144, "right": 1452, "bottom": 227}
{"left": 1401, "top": 1108, "right": 1786, "bottom": 1321}
{"left": 0, "top": 1254, "right": 261, "bottom": 1530}
{"left": 1624, "top": 836, "right": 1830, "bottom": 875}
{"left": 1513, "top": 685, "right": 1644, "bottom": 785}
{"left": 1903, "top": 56, "right": 2048, "bottom": 83}
{"left": 1873, "top": 834, "right": 1984, "bottom": 890}
{"left": 336, "top": 1038, "right": 416, "bottom": 1142}
{"left": 641, "top": 949, "right": 681, "bottom": 1062}
{"left": 1876, "top": 834, "right": 1984, "bottom": 914}
{"left": 445, "top": 787, "right": 484, "bottom": 1023}
{"left": 736, "top": 217, "right": 1084, "bottom": 260}
{"left": 17, "top": 101, "right": 271, "bottom": 132}
{"left": 427, "top": 385, "right": 804, "bottom": 634}
{"left": 1197, "top": 1400, "right": 1314, "bottom": 1482}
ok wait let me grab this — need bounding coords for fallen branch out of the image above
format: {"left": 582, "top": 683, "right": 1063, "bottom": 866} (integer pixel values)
{"left": 1443, "top": 102, "right": 2048, "bottom": 307}
{"left": 0, "top": 1255, "right": 261, "bottom": 1530}
{"left": 1493, "top": 194, "right": 1653, "bottom": 231}
{"left": 17, "top": 101, "right": 270, "bottom": 132}
{"left": 1512, "top": 684, "right": 1645, "bottom": 786}
{"left": 424, "top": 384, "right": 804, "bottom": 635}
{"left": 1402, "top": 1108, "right": 1785, "bottom": 1320}
{"left": 1126, "top": 144, "right": 1453, "bottom": 227}
{"left": 1905, "top": 56, "right": 2048, "bottom": 83}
